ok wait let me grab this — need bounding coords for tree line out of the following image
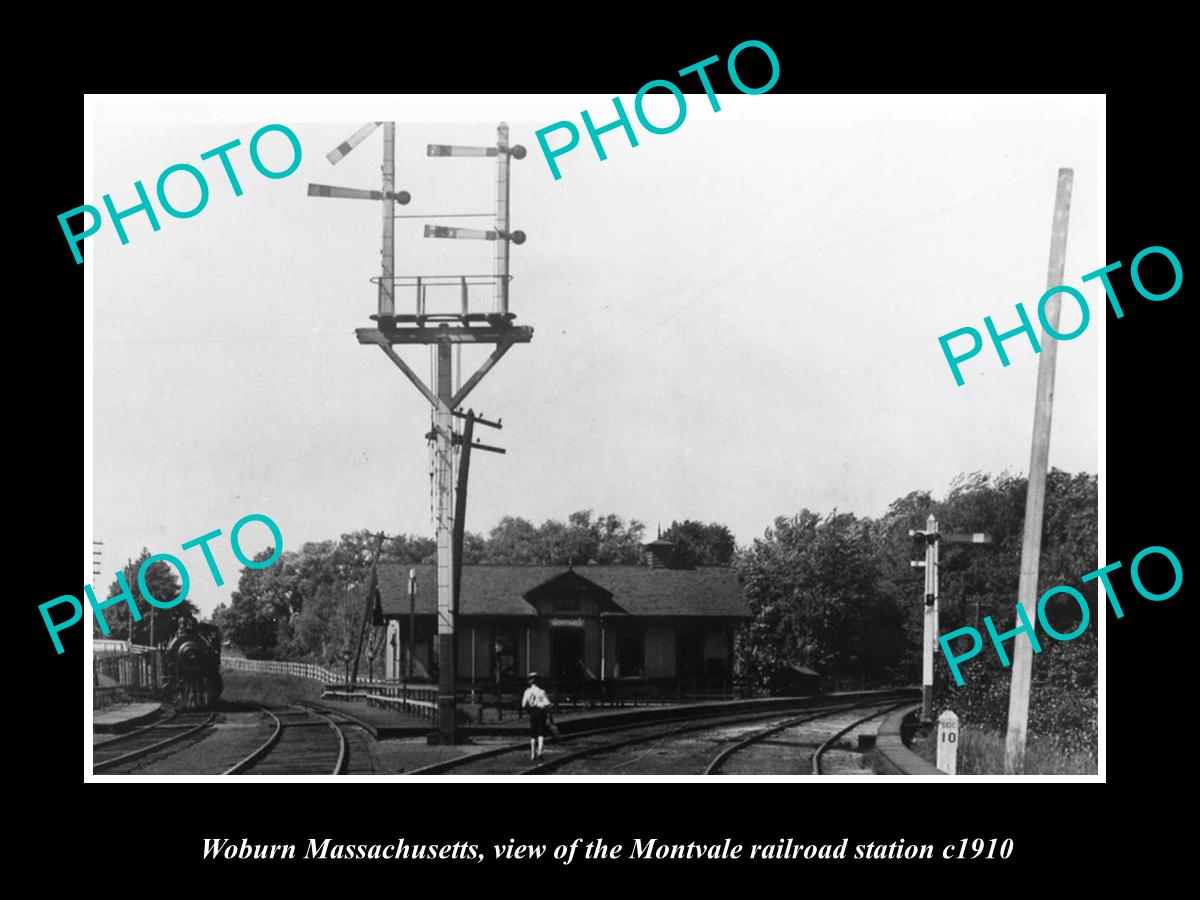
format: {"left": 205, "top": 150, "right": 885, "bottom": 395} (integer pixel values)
{"left": 101, "top": 471, "right": 1095, "bottom": 752}
{"left": 208, "top": 512, "right": 736, "bottom": 666}
{"left": 735, "top": 469, "right": 1096, "bottom": 755}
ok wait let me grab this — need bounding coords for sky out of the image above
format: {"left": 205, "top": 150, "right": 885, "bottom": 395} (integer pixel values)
{"left": 87, "top": 95, "right": 1101, "bottom": 617}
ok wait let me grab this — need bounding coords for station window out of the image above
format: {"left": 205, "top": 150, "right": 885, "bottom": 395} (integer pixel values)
{"left": 490, "top": 631, "right": 519, "bottom": 681}
{"left": 616, "top": 630, "right": 644, "bottom": 678}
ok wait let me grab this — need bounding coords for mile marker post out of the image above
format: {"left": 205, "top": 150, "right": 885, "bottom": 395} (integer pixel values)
{"left": 937, "top": 709, "right": 959, "bottom": 775}
{"left": 1005, "top": 168, "right": 1074, "bottom": 774}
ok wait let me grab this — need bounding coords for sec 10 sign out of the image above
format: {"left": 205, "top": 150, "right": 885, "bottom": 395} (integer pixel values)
{"left": 937, "top": 709, "right": 959, "bottom": 775}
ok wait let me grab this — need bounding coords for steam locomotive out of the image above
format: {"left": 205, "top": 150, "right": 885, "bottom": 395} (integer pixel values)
{"left": 164, "top": 620, "right": 224, "bottom": 709}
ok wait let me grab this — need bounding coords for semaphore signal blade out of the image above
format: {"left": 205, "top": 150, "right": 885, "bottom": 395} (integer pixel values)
{"left": 428, "top": 144, "right": 499, "bottom": 158}
{"left": 940, "top": 533, "right": 993, "bottom": 544}
{"left": 308, "top": 184, "right": 411, "bottom": 203}
{"left": 310, "top": 184, "right": 383, "bottom": 200}
{"left": 424, "top": 225, "right": 498, "bottom": 241}
{"left": 327, "top": 122, "right": 381, "bottom": 164}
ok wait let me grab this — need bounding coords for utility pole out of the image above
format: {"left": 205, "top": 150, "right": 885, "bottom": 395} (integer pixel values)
{"left": 408, "top": 568, "right": 416, "bottom": 683}
{"left": 350, "top": 532, "right": 386, "bottom": 687}
{"left": 1005, "top": 168, "right": 1074, "bottom": 773}
{"left": 452, "top": 408, "right": 505, "bottom": 620}
{"left": 911, "top": 518, "right": 992, "bottom": 722}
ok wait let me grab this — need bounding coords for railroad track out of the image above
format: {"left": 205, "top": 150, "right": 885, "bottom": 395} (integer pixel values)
{"left": 812, "top": 703, "right": 908, "bottom": 774}
{"left": 224, "top": 704, "right": 349, "bottom": 775}
{"left": 93, "top": 711, "right": 216, "bottom": 773}
{"left": 706, "top": 700, "right": 910, "bottom": 775}
{"left": 410, "top": 693, "right": 913, "bottom": 776}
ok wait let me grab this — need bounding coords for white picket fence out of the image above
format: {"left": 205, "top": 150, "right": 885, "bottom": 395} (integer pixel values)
{"left": 222, "top": 658, "right": 441, "bottom": 720}
{"left": 222, "top": 656, "right": 341, "bottom": 684}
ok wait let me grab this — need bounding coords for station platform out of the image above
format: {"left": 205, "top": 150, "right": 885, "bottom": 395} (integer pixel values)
{"left": 305, "top": 698, "right": 439, "bottom": 738}
{"left": 93, "top": 702, "right": 163, "bottom": 734}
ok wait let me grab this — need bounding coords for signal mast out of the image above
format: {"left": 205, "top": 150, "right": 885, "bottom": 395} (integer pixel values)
{"left": 309, "top": 121, "right": 532, "bottom": 742}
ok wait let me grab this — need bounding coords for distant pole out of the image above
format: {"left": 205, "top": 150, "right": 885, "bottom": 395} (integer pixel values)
{"left": 922, "top": 514, "right": 937, "bottom": 722}
{"left": 452, "top": 411, "right": 476, "bottom": 621}
{"left": 350, "top": 532, "right": 386, "bottom": 686}
{"left": 1005, "top": 168, "right": 1074, "bottom": 773}
{"left": 407, "top": 568, "right": 416, "bottom": 682}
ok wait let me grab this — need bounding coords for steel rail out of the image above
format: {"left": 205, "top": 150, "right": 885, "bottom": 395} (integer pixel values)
{"left": 408, "top": 691, "right": 918, "bottom": 776}
{"left": 703, "top": 702, "right": 870, "bottom": 776}
{"left": 223, "top": 705, "right": 282, "bottom": 775}
{"left": 812, "top": 702, "right": 911, "bottom": 774}
{"left": 408, "top": 704, "right": 827, "bottom": 775}
{"left": 93, "top": 710, "right": 177, "bottom": 748}
{"left": 93, "top": 713, "right": 215, "bottom": 773}
{"left": 224, "top": 705, "right": 347, "bottom": 776}
{"left": 527, "top": 700, "right": 890, "bottom": 776}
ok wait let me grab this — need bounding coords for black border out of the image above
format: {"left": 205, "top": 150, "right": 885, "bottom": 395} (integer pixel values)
{"left": 22, "top": 22, "right": 1191, "bottom": 881}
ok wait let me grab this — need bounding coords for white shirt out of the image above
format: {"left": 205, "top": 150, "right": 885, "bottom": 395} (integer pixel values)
{"left": 522, "top": 685, "right": 551, "bottom": 709}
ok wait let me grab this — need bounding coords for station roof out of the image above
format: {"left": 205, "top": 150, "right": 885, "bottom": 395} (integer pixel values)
{"left": 375, "top": 564, "right": 751, "bottom": 620}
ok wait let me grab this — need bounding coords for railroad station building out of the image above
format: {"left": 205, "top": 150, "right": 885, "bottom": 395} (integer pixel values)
{"left": 376, "top": 539, "right": 751, "bottom": 686}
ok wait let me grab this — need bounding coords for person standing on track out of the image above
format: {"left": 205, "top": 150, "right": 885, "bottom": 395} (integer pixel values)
{"left": 522, "top": 672, "right": 552, "bottom": 760}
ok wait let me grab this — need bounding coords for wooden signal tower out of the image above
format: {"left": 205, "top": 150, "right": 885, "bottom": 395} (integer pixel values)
{"left": 310, "top": 121, "right": 532, "bottom": 742}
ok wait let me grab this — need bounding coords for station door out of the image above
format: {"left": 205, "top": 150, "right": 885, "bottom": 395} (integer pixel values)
{"left": 550, "top": 630, "right": 585, "bottom": 683}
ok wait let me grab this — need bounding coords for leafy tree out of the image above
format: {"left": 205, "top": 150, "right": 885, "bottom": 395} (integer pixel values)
{"left": 218, "top": 546, "right": 291, "bottom": 657}
{"left": 94, "top": 549, "right": 201, "bottom": 647}
{"left": 480, "top": 511, "right": 644, "bottom": 565}
{"left": 868, "top": 489, "right": 936, "bottom": 678}
{"left": 929, "top": 469, "right": 1098, "bottom": 753}
{"left": 733, "top": 467, "right": 1096, "bottom": 758}
{"left": 592, "top": 513, "right": 646, "bottom": 564}
{"left": 217, "top": 530, "right": 437, "bottom": 660}
{"left": 735, "top": 510, "right": 901, "bottom": 692}
{"left": 483, "top": 516, "right": 543, "bottom": 565}
{"left": 662, "top": 520, "right": 737, "bottom": 566}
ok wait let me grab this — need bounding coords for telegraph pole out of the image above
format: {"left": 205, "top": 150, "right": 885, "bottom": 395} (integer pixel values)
{"left": 911, "top": 518, "right": 992, "bottom": 722}
{"left": 350, "top": 532, "right": 386, "bottom": 687}
{"left": 1005, "top": 168, "right": 1074, "bottom": 773}
{"left": 408, "top": 568, "right": 416, "bottom": 683}
{"left": 310, "top": 122, "right": 531, "bottom": 744}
